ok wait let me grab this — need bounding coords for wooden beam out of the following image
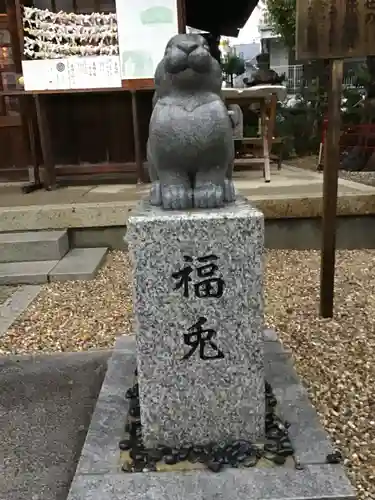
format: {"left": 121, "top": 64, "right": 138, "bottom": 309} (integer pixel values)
{"left": 319, "top": 59, "right": 343, "bottom": 318}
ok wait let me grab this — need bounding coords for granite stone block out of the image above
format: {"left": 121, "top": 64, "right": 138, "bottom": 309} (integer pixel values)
{"left": 67, "top": 465, "right": 355, "bottom": 500}
{"left": 126, "top": 197, "right": 265, "bottom": 448}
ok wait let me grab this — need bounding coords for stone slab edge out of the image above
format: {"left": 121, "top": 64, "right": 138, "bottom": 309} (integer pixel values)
{"left": 67, "top": 331, "right": 356, "bottom": 500}
{"left": 0, "top": 285, "right": 41, "bottom": 336}
{"left": 48, "top": 247, "right": 108, "bottom": 282}
{"left": 0, "top": 193, "right": 374, "bottom": 232}
{"left": 0, "top": 230, "right": 69, "bottom": 263}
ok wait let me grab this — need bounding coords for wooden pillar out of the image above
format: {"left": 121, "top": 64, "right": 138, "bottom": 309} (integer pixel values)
{"left": 177, "top": 0, "right": 186, "bottom": 33}
{"left": 319, "top": 59, "right": 343, "bottom": 318}
{"left": 131, "top": 90, "right": 144, "bottom": 183}
{"left": 34, "top": 94, "right": 57, "bottom": 190}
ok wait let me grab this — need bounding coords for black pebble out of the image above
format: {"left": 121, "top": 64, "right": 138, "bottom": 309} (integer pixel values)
{"left": 164, "top": 454, "right": 178, "bottom": 465}
{"left": 206, "top": 460, "right": 223, "bottom": 472}
{"left": 264, "top": 441, "right": 278, "bottom": 453}
{"left": 326, "top": 451, "right": 342, "bottom": 464}
{"left": 128, "top": 423, "right": 139, "bottom": 437}
{"left": 177, "top": 448, "right": 190, "bottom": 461}
{"left": 266, "top": 428, "right": 283, "bottom": 440}
{"left": 119, "top": 439, "right": 132, "bottom": 451}
{"left": 147, "top": 449, "right": 163, "bottom": 462}
{"left": 294, "top": 459, "right": 304, "bottom": 470}
{"left": 133, "top": 461, "right": 146, "bottom": 472}
{"left": 278, "top": 441, "right": 294, "bottom": 457}
{"left": 188, "top": 450, "right": 200, "bottom": 463}
{"left": 129, "top": 406, "right": 141, "bottom": 418}
{"left": 264, "top": 451, "right": 277, "bottom": 461}
{"left": 135, "top": 427, "right": 142, "bottom": 438}
{"left": 143, "top": 461, "right": 157, "bottom": 472}
{"left": 126, "top": 387, "right": 135, "bottom": 399}
{"left": 130, "top": 450, "right": 146, "bottom": 462}
{"left": 273, "top": 455, "right": 286, "bottom": 465}
{"left": 268, "top": 396, "right": 277, "bottom": 407}
{"left": 242, "top": 455, "right": 258, "bottom": 467}
{"left": 121, "top": 461, "right": 133, "bottom": 473}
{"left": 160, "top": 446, "right": 172, "bottom": 456}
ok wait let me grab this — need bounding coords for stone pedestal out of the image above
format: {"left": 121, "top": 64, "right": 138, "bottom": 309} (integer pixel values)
{"left": 126, "top": 197, "right": 264, "bottom": 448}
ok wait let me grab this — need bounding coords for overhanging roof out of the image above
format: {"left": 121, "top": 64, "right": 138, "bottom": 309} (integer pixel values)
{"left": 185, "top": 0, "right": 259, "bottom": 37}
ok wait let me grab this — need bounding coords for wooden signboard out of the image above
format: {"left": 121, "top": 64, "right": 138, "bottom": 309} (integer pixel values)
{"left": 296, "top": 0, "right": 375, "bottom": 60}
{"left": 295, "top": 1, "right": 370, "bottom": 317}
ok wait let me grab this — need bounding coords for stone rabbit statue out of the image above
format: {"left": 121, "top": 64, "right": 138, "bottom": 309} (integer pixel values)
{"left": 147, "top": 33, "right": 236, "bottom": 210}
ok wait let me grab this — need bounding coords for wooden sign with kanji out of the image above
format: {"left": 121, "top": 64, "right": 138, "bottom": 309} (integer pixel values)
{"left": 296, "top": 0, "right": 375, "bottom": 60}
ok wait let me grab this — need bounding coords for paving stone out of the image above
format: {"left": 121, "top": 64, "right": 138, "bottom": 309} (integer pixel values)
{"left": 0, "top": 350, "right": 109, "bottom": 500}
{"left": 272, "top": 384, "right": 335, "bottom": 465}
{"left": 66, "top": 332, "right": 356, "bottom": 500}
{"left": 263, "top": 328, "right": 278, "bottom": 342}
{"left": 67, "top": 464, "right": 355, "bottom": 500}
{"left": 0, "top": 285, "right": 18, "bottom": 306}
{"left": 264, "top": 340, "right": 292, "bottom": 360}
{"left": 48, "top": 247, "right": 108, "bottom": 282}
{"left": 0, "top": 230, "right": 69, "bottom": 263}
{"left": 0, "top": 260, "right": 59, "bottom": 285}
{"left": 75, "top": 341, "right": 136, "bottom": 475}
{"left": 0, "top": 285, "right": 41, "bottom": 335}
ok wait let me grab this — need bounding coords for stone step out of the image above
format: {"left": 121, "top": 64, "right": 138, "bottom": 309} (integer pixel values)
{"left": 0, "top": 230, "right": 69, "bottom": 263}
{"left": 49, "top": 247, "right": 108, "bottom": 282}
{"left": 0, "top": 260, "right": 59, "bottom": 285}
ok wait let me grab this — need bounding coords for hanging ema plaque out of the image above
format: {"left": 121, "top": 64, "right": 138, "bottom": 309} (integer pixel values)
{"left": 296, "top": 0, "right": 375, "bottom": 60}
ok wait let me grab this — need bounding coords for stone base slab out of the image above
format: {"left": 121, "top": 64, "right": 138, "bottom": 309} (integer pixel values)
{"left": 67, "top": 332, "right": 356, "bottom": 500}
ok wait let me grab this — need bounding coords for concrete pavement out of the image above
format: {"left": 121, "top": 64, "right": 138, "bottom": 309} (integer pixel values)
{"left": 1, "top": 165, "right": 375, "bottom": 231}
{"left": 0, "top": 350, "right": 110, "bottom": 500}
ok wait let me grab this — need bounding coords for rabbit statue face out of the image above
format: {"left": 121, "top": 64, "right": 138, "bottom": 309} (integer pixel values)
{"left": 162, "top": 34, "right": 222, "bottom": 93}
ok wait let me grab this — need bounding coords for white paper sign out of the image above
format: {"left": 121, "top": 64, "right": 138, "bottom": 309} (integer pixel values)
{"left": 22, "top": 59, "right": 70, "bottom": 91}
{"left": 115, "top": 0, "right": 179, "bottom": 80}
{"left": 22, "top": 56, "right": 121, "bottom": 91}
{"left": 67, "top": 56, "right": 121, "bottom": 89}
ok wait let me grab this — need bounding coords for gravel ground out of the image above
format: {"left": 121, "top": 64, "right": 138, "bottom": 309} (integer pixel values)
{"left": 0, "top": 249, "right": 374, "bottom": 499}
{"left": 0, "top": 286, "right": 19, "bottom": 306}
{"left": 0, "top": 252, "right": 133, "bottom": 353}
{"left": 339, "top": 171, "right": 375, "bottom": 187}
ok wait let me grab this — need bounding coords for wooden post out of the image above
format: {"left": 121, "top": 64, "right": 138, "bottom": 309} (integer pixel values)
{"left": 260, "top": 100, "right": 271, "bottom": 183}
{"left": 131, "top": 90, "right": 144, "bottom": 183}
{"left": 319, "top": 59, "right": 343, "bottom": 318}
{"left": 177, "top": 0, "right": 186, "bottom": 33}
{"left": 34, "top": 94, "right": 57, "bottom": 190}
